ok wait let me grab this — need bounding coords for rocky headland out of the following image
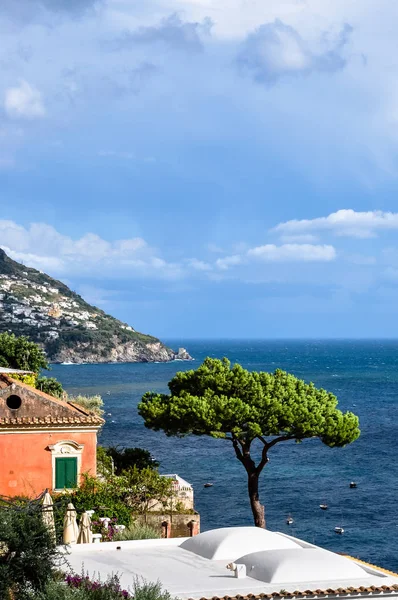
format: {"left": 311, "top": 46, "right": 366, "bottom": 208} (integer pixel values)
{"left": 0, "top": 249, "right": 192, "bottom": 364}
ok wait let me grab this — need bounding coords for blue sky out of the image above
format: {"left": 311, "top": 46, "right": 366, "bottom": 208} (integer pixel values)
{"left": 1, "top": 0, "right": 398, "bottom": 339}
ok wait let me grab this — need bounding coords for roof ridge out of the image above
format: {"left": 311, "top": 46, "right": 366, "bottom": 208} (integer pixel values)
{"left": 0, "top": 375, "right": 104, "bottom": 426}
{"left": 0, "top": 415, "right": 104, "bottom": 426}
{"left": 0, "top": 375, "right": 84, "bottom": 414}
{"left": 66, "top": 400, "right": 92, "bottom": 416}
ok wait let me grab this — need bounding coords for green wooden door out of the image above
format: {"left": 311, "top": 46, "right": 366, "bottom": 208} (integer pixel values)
{"left": 55, "top": 457, "right": 77, "bottom": 489}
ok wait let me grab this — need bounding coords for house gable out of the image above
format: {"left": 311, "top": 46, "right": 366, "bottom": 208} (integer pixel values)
{"left": 0, "top": 375, "right": 103, "bottom": 427}
{"left": 0, "top": 375, "right": 102, "bottom": 497}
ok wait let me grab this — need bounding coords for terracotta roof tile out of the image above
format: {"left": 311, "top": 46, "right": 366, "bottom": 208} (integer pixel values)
{"left": 192, "top": 590, "right": 398, "bottom": 600}
{"left": 188, "top": 592, "right": 398, "bottom": 600}
{"left": 0, "top": 414, "right": 103, "bottom": 427}
{"left": 240, "top": 581, "right": 398, "bottom": 599}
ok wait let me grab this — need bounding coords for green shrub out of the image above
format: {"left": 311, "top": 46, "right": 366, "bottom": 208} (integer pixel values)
{"left": 114, "top": 523, "right": 161, "bottom": 541}
{"left": 0, "top": 332, "right": 48, "bottom": 372}
{"left": 68, "top": 394, "right": 104, "bottom": 416}
{"left": 27, "top": 575, "right": 175, "bottom": 600}
{"left": 54, "top": 474, "right": 132, "bottom": 528}
{"left": 97, "top": 446, "right": 114, "bottom": 478}
{"left": 27, "top": 579, "right": 76, "bottom": 599}
{"left": 103, "top": 447, "right": 159, "bottom": 474}
{"left": 27, "top": 574, "right": 130, "bottom": 599}
{"left": 132, "top": 579, "right": 174, "bottom": 600}
{"left": 10, "top": 373, "right": 37, "bottom": 387}
{"left": 56, "top": 467, "right": 174, "bottom": 528}
{"left": 0, "top": 502, "right": 59, "bottom": 599}
{"left": 36, "top": 376, "right": 65, "bottom": 398}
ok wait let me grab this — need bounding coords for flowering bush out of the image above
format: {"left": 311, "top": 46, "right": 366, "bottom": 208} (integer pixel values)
{"left": 28, "top": 575, "right": 175, "bottom": 600}
{"left": 91, "top": 518, "right": 119, "bottom": 542}
{"left": 65, "top": 573, "right": 130, "bottom": 598}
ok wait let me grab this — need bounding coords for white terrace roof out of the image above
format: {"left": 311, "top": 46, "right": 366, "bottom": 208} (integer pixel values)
{"left": 162, "top": 473, "right": 193, "bottom": 490}
{"left": 62, "top": 527, "right": 398, "bottom": 600}
{"left": 0, "top": 367, "right": 34, "bottom": 374}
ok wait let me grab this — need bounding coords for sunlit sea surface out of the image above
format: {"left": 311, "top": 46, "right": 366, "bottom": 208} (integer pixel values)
{"left": 51, "top": 340, "right": 398, "bottom": 571}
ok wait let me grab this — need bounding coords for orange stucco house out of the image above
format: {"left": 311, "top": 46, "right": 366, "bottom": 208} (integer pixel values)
{"left": 0, "top": 374, "right": 104, "bottom": 498}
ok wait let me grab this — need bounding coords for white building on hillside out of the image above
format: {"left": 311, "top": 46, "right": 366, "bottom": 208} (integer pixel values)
{"left": 162, "top": 473, "right": 194, "bottom": 511}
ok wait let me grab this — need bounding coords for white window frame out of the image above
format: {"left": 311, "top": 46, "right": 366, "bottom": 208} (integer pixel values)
{"left": 48, "top": 440, "right": 84, "bottom": 492}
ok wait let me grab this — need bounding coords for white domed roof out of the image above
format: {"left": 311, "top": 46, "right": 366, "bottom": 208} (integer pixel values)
{"left": 236, "top": 548, "right": 370, "bottom": 584}
{"left": 180, "top": 527, "right": 300, "bottom": 560}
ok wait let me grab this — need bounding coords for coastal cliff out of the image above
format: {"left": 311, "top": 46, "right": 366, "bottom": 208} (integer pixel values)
{"left": 0, "top": 249, "right": 192, "bottom": 364}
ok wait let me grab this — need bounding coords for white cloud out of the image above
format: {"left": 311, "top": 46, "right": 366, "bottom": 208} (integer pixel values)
{"left": 186, "top": 258, "right": 212, "bottom": 271}
{"left": 247, "top": 243, "right": 336, "bottom": 262}
{"left": 110, "top": 13, "right": 213, "bottom": 53}
{"left": 215, "top": 243, "right": 336, "bottom": 270}
{"left": 273, "top": 209, "right": 398, "bottom": 239}
{"left": 0, "top": 0, "right": 101, "bottom": 22}
{"left": 215, "top": 255, "right": 243, "bottom": 270}
{"left": 279, "top": 234, "right": 320, "bottom": 243}
{"left": 74, "top": 285, "right": 119, "bottom": 307}
{"left": 4, "top": 80, "right": 45, "bottom": 119}
{"left": 237, "top": 20, "right": 352, "bottom": 84}
{"left": 0, "top": 220, "right": 182, "bottom": 279}
{"left": 3, "top": 249, "right": 64, "bottom": 273}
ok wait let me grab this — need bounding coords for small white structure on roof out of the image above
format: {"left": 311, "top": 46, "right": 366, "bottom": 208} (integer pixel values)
{"left": 63, "top": 526, "right": 398, "bottom": 600}
{"left": 180, "top": 526, "right": 298, "bottom": 560}
{"left": 236, "top": 547, "right": 368, "bottom": 584}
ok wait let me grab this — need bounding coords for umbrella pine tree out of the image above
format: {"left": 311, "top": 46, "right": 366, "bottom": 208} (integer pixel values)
{"left": 138, "top": 358, "right": 360, "bottom": 528}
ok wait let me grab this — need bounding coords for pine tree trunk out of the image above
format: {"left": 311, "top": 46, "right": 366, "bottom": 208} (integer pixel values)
{"left": 248, "top": 471, "right": 266, "bottom": 528}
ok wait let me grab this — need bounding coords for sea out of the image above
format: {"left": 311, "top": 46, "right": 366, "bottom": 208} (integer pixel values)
{"left": 51, "top": 339, "right": 398, "bottom": 572}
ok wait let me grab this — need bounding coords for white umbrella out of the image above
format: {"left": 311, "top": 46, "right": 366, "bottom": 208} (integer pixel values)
{"left": 42, "top": 491, "right": 56, "bottom": 542}
{"left": 77, "top": 511, "right": 93, "bottom": 544}
{"left": 63, "top": 502, "right": 79, "bottom": 545}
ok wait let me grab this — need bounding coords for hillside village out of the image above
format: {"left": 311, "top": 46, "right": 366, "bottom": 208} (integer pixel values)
{"left": 0, "top": 271, "right": 131, "bottom": 341}
{"left": 0, "top": 250, "right": 191, "bottom": 364}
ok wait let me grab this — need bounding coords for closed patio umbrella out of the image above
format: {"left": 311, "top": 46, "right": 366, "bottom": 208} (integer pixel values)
{"left": 41, "top": 491, "right": 56, "bottom": 542}
{"left": 63, "top": 502, "right": 79, "bottom": 545}
{"left": 77, "top": 511, "right": 93, "bottom": 544}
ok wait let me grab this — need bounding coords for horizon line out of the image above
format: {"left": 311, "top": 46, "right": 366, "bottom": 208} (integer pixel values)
{"left": 162, "top": 337, "right": 398, "bottom": 341}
